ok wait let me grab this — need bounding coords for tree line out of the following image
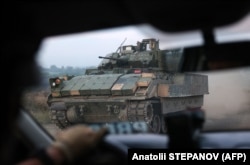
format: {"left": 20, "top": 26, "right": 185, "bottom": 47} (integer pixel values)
{"left": 39, "top": 65, "right": 96, "bottom": 86}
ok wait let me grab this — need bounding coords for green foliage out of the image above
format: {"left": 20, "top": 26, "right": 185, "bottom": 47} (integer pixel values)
{"left": 41, "top": 65, "right": 87, "bottom": 78}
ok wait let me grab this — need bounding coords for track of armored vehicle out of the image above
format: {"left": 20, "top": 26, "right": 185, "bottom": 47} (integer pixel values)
{"left": 47, "top": 38, "right": 209, "bottom": 134}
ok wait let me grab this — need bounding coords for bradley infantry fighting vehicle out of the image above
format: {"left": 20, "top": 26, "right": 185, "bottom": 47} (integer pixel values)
{"left": 47, "top": 38, "right": 209, "bottom": 133}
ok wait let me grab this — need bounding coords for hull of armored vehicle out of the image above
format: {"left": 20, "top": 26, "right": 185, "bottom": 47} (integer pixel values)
{"left": 47, "top": 71, "right": 208, "bottom": 133}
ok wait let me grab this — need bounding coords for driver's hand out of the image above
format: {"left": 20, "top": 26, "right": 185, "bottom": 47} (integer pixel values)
{"left": 52, "top": 124, "right": 108, "bottom": 163}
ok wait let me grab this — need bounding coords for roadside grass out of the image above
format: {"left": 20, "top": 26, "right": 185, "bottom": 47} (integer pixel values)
{"left": 21, "top": 86, "right": 52, "bottom": 124}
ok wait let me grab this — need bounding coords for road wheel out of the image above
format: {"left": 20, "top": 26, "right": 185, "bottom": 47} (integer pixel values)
{"left": 161, "top": 116, "right": 167, "bottom": 134}
{"left": 151, "top": 114, "right": 161, "bottom": 133}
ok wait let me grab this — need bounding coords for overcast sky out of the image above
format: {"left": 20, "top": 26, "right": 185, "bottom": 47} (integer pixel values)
{"left": 36, "top": 23, "right": 207, "bottom": 69}
{"left": 37, "top": 25, "right": 151, "bottom": 68}
{"left": 36, "top": 14, "right": 250, "bottom": 69}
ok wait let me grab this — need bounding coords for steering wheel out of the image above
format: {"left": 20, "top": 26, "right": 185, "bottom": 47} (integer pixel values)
{"left": 18, "top": 110, "right": 128, "bottom": 165}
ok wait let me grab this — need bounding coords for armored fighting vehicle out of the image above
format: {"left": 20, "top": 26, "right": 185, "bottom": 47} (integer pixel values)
{"left": 47, "top": 38, "right": 209, "bottom": 133}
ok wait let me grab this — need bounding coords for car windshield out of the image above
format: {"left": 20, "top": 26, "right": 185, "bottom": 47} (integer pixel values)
{"left": 21, "top": 14, "right": 250, "bottom": 137}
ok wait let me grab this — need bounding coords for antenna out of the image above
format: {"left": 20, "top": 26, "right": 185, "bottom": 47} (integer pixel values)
{"left": 116, "top": 38, "right": 127, "bottom": 53}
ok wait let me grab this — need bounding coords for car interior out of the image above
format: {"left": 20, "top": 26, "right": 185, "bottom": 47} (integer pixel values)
{"left": 2, "top": 1, "right": 250, "bottom": 164}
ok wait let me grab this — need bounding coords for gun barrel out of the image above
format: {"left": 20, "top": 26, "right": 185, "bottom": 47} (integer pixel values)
{"left": 99, "top": 56, "right": 119, "bottom": 60}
